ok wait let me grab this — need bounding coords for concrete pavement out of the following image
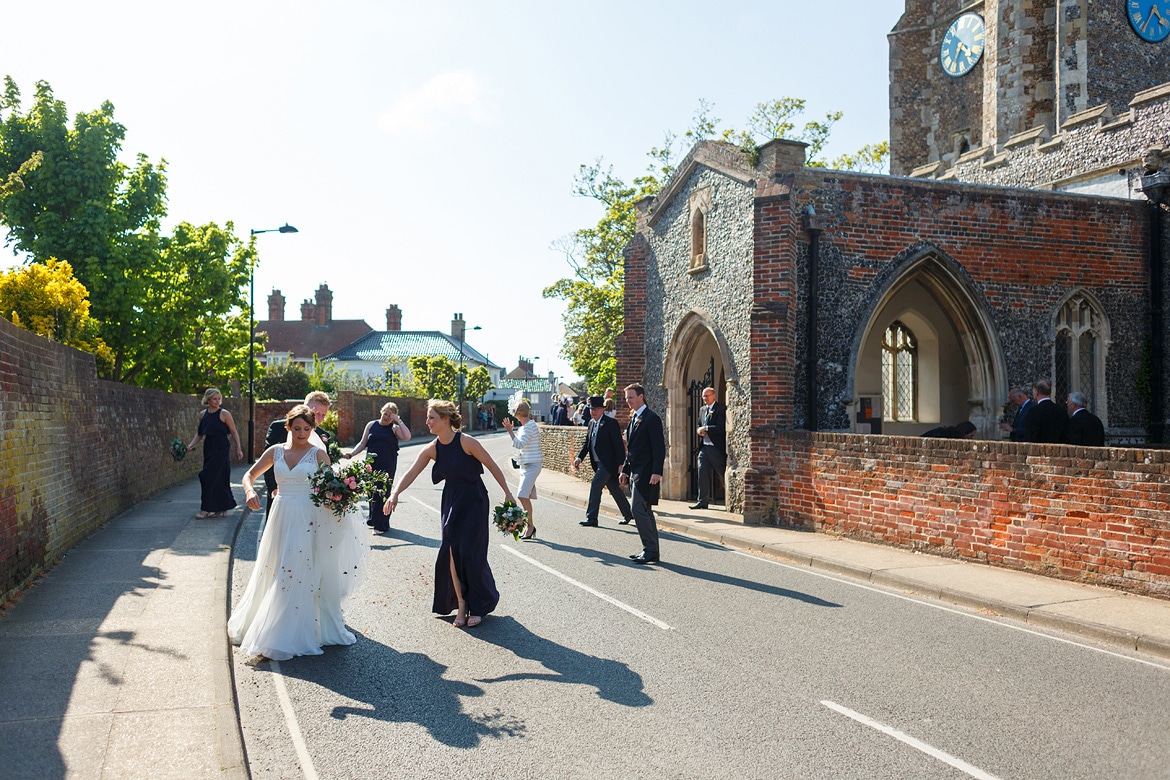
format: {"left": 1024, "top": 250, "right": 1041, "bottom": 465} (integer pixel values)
{"left": 2, "top": 439, "right": 1169, "bottom": 778}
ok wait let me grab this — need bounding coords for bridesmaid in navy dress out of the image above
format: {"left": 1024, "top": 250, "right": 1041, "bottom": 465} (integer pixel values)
{"left": 349, "top": 402, "right": 411, "bottom": 533}
{"left": 384, "top": 399, "right": 514, "bottom": 627}
{"left": 187, "top": 387, "right": 243, "bottom": 518}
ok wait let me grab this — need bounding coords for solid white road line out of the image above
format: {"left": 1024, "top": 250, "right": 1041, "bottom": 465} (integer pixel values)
{"left": 821, "top": 700, "right": 1002, "bottom": 780}
{"left": 729, "top": 549, "right": 1170, "bottom": 672}
{"left": 270, "top": 660, "right": 320, "bottom": 780}
{"left": 500, "top": 544, "right": 673, "bottom": 630}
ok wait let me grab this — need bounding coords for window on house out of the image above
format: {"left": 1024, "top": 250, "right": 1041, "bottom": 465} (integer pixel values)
{"left": 1054, "top": 293, "right": 1105, "bottom": 412}
{"left": 882, "top": 320, "right": 917, "bottom": 421}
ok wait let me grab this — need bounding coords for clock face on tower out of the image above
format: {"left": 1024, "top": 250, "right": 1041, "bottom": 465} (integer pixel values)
{"left": 1128, "top": 0, "right": 1170, "bottom": 41}
{"left": 940, "top": 13, "right": 986, "bottom": 77}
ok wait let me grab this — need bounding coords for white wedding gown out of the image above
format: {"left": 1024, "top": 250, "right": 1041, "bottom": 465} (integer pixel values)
{"left": 228, "top": 446, "right": 369, "bottom": 660}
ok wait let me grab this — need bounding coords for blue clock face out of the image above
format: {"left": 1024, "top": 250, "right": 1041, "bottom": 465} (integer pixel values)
{"left": 1128, "top": 0, "right": 1170, "bottom": 41}
{"left": 940, "top": 13, "right": 986, "bottom": 77}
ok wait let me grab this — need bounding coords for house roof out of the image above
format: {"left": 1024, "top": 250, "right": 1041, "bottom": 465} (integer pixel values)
{"left": 498, "top": 377, "right": 552, "bottom": 393}
{"left": 327, "top": 330, "right": 501, "bottom": 369}
{"left": 257, "top": 319, "right": 374, "bottom": 360}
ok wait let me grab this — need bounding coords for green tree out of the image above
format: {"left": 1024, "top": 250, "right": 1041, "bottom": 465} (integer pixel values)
{"left": 545, "top": 97, "right": 888, "bottom": 390}
{"left": 0, "top": 77, "right": 255, "bottom": 390}
{"left": 254, "top": 360, "right": 311, "bottom": 401}
{"left": 464, "top": 365, "right": 494, "bottom": 403}
{"left": 0, "top": 257, "right": 113, "bottom": 371}
{"left": 407, "top": 355, "right": 459, "bottom": 400}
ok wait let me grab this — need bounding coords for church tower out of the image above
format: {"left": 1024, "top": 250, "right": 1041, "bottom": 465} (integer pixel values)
{"left": 890, "top": 0, "right": 1170, "bottom": 178}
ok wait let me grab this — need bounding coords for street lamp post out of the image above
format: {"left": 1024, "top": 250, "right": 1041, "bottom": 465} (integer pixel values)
{"left": 457, "top": 321, "right": 482, "bottom": 415}
{"left": 246, "top": 224, "right": 298, "bottom": 461}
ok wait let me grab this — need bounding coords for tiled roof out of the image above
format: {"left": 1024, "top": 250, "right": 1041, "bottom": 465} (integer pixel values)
{"left": 257, "top": 319, "right": 374, "bottom": 360}
{"left": 498, "top": 377, "right": 551, "bottom": 393}
{"left": 327, "top": 331, "right": 500, "bottom": 369}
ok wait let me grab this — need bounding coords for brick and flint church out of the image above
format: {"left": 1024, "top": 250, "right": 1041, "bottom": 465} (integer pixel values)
{"left": 617, "top": 0, "right": 1170, "bottom": 526}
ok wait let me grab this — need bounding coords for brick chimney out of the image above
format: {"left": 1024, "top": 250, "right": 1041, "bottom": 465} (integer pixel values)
{"left": 267, "top": 289, "right": 286, "bottom": 321}
{"left": 300, "top": 299, "right": 315, "bottom": 321}
{"left": 386, "top": 304, "right": 402, "bottom": 331}
{"left": 314, "top": 284, "right": 332, "bottom": 326}
{"left": 451, "top": 312, "right": 465, "bottom": 340}
{"left": 515, "top": 356, "right": 534, "bottom": 376}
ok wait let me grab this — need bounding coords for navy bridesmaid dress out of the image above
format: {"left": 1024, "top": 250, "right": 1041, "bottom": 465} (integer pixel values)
{"left": 197, "top": 408, "right": 237, "bottom": 513}
{"left": 431, "top": 432, "right": 499, "bottom": 617}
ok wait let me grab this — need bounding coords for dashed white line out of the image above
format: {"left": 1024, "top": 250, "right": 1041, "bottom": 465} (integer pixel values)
{"left": 821, "top": 700, "right": 1002, "bottom": 779}
{"left": 270, "top": 660, "right": 320, "bottom": 780}
{"left": 500, "top": 544, "right": 673, "bottom": 630}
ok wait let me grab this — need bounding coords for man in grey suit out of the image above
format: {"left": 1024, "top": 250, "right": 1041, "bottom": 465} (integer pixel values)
{"left": 573, "top": 396, "right": 634, "bottom": 526}
{"left": 691, "top": 386, "right": 726, "bottom": 509}
{"left": 619, "top": 384, "right": 666, "bottom": 564}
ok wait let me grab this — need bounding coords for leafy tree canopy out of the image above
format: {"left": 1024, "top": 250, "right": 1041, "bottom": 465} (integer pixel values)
{"left": 0, "top": 77, "right": 255, "bottom": 392}
{"left": 254, "top": 360, "right": 311, "bottom": 402}
{"left": 0, "top": 257, "right": 113, "bottom": 371}
{"left": 544, "top": 97, "right": 889, "bottom": 391}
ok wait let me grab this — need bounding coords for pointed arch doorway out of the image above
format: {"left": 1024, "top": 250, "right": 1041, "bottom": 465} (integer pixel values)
{"left": 849, "top": 250, "right": 1006, "bottom": 438}
{"left": 663, "top": 310, "right": 736, "bottom": 505}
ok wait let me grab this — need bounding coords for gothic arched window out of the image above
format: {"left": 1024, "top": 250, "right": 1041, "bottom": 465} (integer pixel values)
{"left": 882, "top": 320, "right": 917, "bottom": 421}
{"left": 1054, "top": 293, "right": 1107, "bottom": 415}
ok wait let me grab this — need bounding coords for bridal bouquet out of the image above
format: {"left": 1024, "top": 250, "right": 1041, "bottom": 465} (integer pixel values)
{"left": 170, "top": 438, "right": 188, "bottom": 462}
{"left": 492, "top": 501, "right": 529, "bottom": 540}
{"left": 309, "top": 455, "right": 391, "bottom": 518}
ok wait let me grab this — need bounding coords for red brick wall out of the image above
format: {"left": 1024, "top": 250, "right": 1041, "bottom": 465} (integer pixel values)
{"left": 764, "top": 431, "right": 1170, "bottom": 598}
{"left": 250, "top": 394, "right": 430, "bottom": 455}
{"left": 0, "top": 317, "right": 244, "bottom": 601}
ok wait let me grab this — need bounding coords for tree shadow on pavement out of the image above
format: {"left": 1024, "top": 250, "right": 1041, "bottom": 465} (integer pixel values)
{"left": 469, "top": 615, "right": 653, "bottom": 707}
{"left": 655, "top": 561, "right": 843, "bottom": 607}
{"left": 272, "top": 634, "right": 524, "bottom": 749}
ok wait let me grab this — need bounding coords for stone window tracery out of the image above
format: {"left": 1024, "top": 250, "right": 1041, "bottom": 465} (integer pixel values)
{"left": 688, "top": 186, "right": 712, "bottom": 274}
{"left": 882, "top": 320, "right": 918, "bottom": 421}
{"left": 1054, "top": 292, "right": 1107, "bottom": 414}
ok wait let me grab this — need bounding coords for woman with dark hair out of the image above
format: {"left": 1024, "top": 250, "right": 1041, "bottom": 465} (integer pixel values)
{"left": 187, "top": 387, "right": 243, "bottom": 518}
{"left": 228, "top": 405, "right": 369, "bottom": 660}
{"left": 349, "top": 402, "right": 411, "bottom": 533}
{"left": 384, "top": 399, "right": 514, "bottom": 627}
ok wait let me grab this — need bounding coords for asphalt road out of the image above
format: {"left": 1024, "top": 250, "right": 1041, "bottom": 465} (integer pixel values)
{"left": 230, "top": 433, "right": 1170, "bottom": 779}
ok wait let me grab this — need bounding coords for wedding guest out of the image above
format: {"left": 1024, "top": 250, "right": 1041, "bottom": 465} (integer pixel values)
{"left": 1024, "top": 379, "right": 1068, "bottom": 443}
{"left": 502, "top": 401, "right": 542, "bottom": 539}
{"left": 349, "top": 402, "right": 412, "bottom": 534}
{"left": 229, "top": 405, "right": 368, "bottom": 660}
{"left": 187, "top": 387, "right": 243, "bottom": 519}
{"left": 620, "top": 383, "right": 666, "bottom": 564}
{"left": 921, "top": 420, "right": 977, "bottom": 439}
{"left": 573, "top": 396, "right": 634, "bottom": 526}
{"left": 691, "top": 386, "right": 726, "bottom": 510}
{"left": 1064, "top": 392, "right": 1105, "bottom": 446}
{"left": 263, "top": 391, "right": 332, "bottom": 520}
{"left": 384, "top": 400, "right": 515, "bottom": 628}
{"left": 999, "top": 387, "right": 1031, "bottom": 441}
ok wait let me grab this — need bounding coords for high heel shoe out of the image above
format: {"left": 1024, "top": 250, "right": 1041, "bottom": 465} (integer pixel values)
{"left": 521, "top": 527, "right": 537, "bottom": 540}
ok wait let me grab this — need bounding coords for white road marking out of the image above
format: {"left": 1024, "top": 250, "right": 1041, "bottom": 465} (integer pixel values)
{"left": 729, "top": 549, "right": 1170, "bottom": 672}
{"left": 500, "top": 544, "right": 673, "bottom": 630}
{"left": 821, "top": 700, "right": 1002, "bottom": 780}
{"left": 410, "top": 495, "right": 439, "bottom": 513}
{"left": 270, "top": 660, "right": 320, "bottom": 780}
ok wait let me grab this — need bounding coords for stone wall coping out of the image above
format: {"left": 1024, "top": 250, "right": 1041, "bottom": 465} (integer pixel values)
{"left": 1003, "top": 125, "right": 1051, "bottom": 149}
{"left": 956, "top": 144, "right": 993, "bottom": 164}
{"left": 909, "top": 160, "right": 944, "bottom": 178}
{"left": 1060, "top": 103, "right": 1112, "bottom": 130}
{"left": 1130, "top": 80, "right": 1170, "bottom": 107}
{"left": 647, "top": 141, "right": 754, "bottom": 227}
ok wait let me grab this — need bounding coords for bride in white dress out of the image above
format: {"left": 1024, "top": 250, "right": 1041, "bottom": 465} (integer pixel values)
{"left": 229, "top": 405, "right": 369, "bottom": 660}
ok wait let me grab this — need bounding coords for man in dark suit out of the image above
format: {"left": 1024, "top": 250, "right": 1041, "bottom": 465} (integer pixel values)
{"left": 572, "top": 396, "right": 633, "bottom": 527}
{"left": 1064, "top": 391, "right": 1105, "bottom": 446}
{"left": 619, "top": 384, "right": 666, "bottom": 564}
{"left": 691, "top": 386, "right": 726, "bottom": 510}
{"left": 999, "top": 387, "right": 1031, "bottom": 441}
{"left": 1024, "top": 379, "right": 1067, "bottom": 443}
{"left": 263, "top": 391, "right": 332, "bottom": 520}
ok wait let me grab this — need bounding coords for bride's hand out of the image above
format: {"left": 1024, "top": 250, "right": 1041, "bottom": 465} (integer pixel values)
{"left": 244, "top": 489, "right": 261, "bottom": 511}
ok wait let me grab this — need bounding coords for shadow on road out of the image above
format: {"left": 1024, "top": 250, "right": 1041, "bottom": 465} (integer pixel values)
{"left": 274, "top": 634, "right": 524, "bottom": 749}
{"left": 470, "top": 615, "right": 653, "bottom": 707}
{"left": 656, "top": 560, "right": 844, "bottom": 607}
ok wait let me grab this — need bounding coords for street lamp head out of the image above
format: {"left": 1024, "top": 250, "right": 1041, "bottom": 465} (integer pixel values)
{"left": 278, "top": 223, "right": 298, "bottom": 233}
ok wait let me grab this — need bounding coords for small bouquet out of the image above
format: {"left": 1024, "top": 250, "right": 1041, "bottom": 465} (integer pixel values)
{"left": 170, "top": 438, "right": 188, "bottom": 462}
{"left": 309, "top": 455, "right": 391, "bottom": 518}
{"left": 493, "top": 501, "right": 529, "bottom": 540}
{"left": 327, "top": 440, "right": 343, "bottom": 464}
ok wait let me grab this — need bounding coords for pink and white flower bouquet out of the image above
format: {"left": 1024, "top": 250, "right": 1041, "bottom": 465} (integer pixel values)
{"left": 309, "top": 455, "right": 391, "bottom": 518}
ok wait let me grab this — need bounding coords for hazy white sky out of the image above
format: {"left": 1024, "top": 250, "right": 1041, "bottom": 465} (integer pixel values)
{"left": 4, "top": 0, "right": 904, "bottom": 382}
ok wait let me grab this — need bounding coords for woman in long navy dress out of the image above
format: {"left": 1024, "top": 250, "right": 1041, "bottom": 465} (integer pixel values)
{"left": 384, "top": 399, "right": 514, "bottom": 627}
{"left": 349, "top": 402, "right": 411, "bottom": 533}
{"left": 187, "top": 387, "right": 243, "bottom": 518}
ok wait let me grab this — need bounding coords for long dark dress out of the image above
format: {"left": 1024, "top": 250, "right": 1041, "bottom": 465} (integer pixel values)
{"left": 366, "top": 421, "right": 400, "bottom": 532}
{"left": 197, "top": 408, "right": 237, "bottom": 513}
{"left": 431, "top": 432, "right": 499, "bottom": 617}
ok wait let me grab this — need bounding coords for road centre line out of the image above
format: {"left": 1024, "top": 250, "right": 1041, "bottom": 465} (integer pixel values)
{"left": 270, "top": 660, "right": 320, "bottom": 780}
{"left": 729, "top": 549, "right": 1170, "bottom": 672}
{"left": 821, "top": 700, "right": 1002, "bottom": 780}
{"left": 500, "top": 544, "right": 673, "bottom": 630}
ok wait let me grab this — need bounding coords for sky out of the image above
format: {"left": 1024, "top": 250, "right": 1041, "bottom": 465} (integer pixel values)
{"left": 4, "top": 0, "right": 905, "bottom": 383}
